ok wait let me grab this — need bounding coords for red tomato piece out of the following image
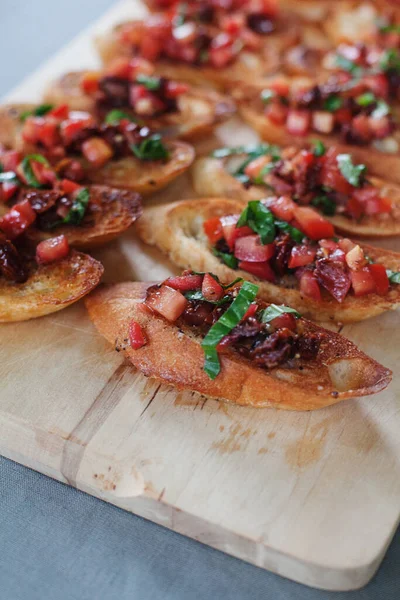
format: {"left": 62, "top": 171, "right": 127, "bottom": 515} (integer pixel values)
{"left": 364, "top": 73, "right": 389, "bottom": 99}
{"left": 242, "top": 302, "right": 258, "bottom": 321}
{"left": 369, "top": 264, "right": 389, "bottom": 296}
{"left": 202, "top": 273, "right": 224, "bottom": 302}
{"left": 128, "top": 320, "right": 147, "bottom": 349}
{"left": 299, "top": 270, "right": 321, "bottom": 302}
{"left": 267, "top": 195, "right": 296, "bottom": 221}
{"left": 238, "top": 260, "right": 275, "bottom": 281}
{"left": 265, "top": 102, "right": 288, "bottom": 126}
{"left": 164, "top": 81, "right": 189, "bottom": 98}
{"left": 338, "top": 238, "right": 355, "bottom": 253}
{"left": 165, "top": 274, "right": 203, "bottom": 291}
{"left": 288, "top": 245, "right": 316, "bottom": 269}
{"left": 352, "top": 186, "right": 392, "bottom": 215}
{"left": 60, "top": 115, "right": 94, "bottom": 145}
{"left": 129, "top": 85, "right": 166, "bottom": 115}
{"left": 0, "top": 150, "right": 21, "bottom": 171}
{"left": 0, "top": 200, "right": 36, "bottom": 239}
{"left": 203, "top": 217, "right": 223, "bottom": 244}
{"left": 345, "top": 195, "right": 364, "bottom": 219}
{"left": 49, "top": 104, "right": 70, "bottom": 120}
{"left": 145, "top": 285, "right": 188, "bottom": 322}
{"left": 220, "top": 214, "right": 239, "bottom": 249}
{"left": 294, "top": 206, "right": 335, "bottom": 240}
{"left": 81, "top": 72, "right": 100, "bottom": 95}
{"left": 319, "top": 147, "right": 354, "bottom": 195}
{"left": 351, "top": 267, "right": 376, "bottom": 296}
{"left": 61, "top": 179, "right": 82, "bottom": 194}
{"left": 319, "top": 239, "right": 339, "bottom": 252}
{"left": 244, "top": 155, "right": 271, "bottom": 180}
{"left": 0, "top": 181, "right": 19, "bottom": 203}
{"left": 36, "top": 234, "right": 70, "bottom": 265}
{"left": 81, "top": 137, "right": 114, "bottom": 167}
{"left": 270, "top": 312, "right": 297, "bottom": 331}
{"left": 234, "top": 235, "right": 275, "bottom": 262}
{"left": 30, "top": 160, "right": 57, "bottom": 186}
{"left": 286, "top": 109, "right": 311, "bottom": 136}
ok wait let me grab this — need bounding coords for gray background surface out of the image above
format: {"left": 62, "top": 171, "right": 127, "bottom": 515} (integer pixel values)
{"left": 0, "top": 1, "right": 399, "bottom": 598}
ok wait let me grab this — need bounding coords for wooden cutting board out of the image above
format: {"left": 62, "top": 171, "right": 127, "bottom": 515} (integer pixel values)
{"left": 2, "top": 0, "right": 400, "bottom": 591}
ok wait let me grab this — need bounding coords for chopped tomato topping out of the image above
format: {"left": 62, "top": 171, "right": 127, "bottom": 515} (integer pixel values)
{"left": 30, "top": 161, "right": 57, "bottom": 186}
{"left": 61, "top": 179, "right": 82, "bottom": 194}
{"left": 164, "top": 81, "right": 189, "bottom": 98}
{"left": 369, "top": 264, "right": 389, "bottom": 296}
{"left": 81, "top": 137, "right": 114, "bottom": 167}
{"left": 36, "top": 234, "right": 70, "bottom": 265}
{"left": 299, "top": 270, "right": 321, "bottom": 302}
{"left": 242, "top": 302, "right": 258, "bottom": 321}
{"left": 352, "top": 187, "right": 392, "bottom": 216}
{"left": 0, "top": 200, "right": 36, "bottom": 239}
{"left": 270, "top": 312, "right": 297, "bottom": 331}
{"left": 238, "top": 260, "right": 275, "bottom": 281}
{"left": 49, "top": 104, "right": 70, "bottom": 120}
{"left": 350, "top": 267, "right": 376, "bottom": 296}
{"left": 145, "top": 285, "right": 188, "bottom": 322}
{"left": 319, "top": 148, "right": 354, "bottom": 196}
{"left": 288, "top": 245, "right": 316, "bottom": 269}
{"left": 0, "top": 181, "right": 19, "bottom": 203}
{"left": 23, "top": 116, "right": 61, "bottom": 149}
{"left": 265, "top": 102, "right": 288, "bottom": 126}
{"left": 293, "top": 206, "right": 335, "bottom": 240}
{"left": 244, "top": 155, "right": 271, "bottom": 180}
{"left": 234, "top": 235, "right": 275, "bottom": 262}
{"left": 345, "top": 244, "right": 366, "bottom": 271}
{"left": 220, "top": 214, "right": 251, "bottom": 250}
{"left": 0, "top": 150, "right": 21, "bottom": 171}
{"left": 60, "top": 115, "right": 94, "bottom": 145}
{"left": 81, "top": 72, "right": 101, "bottom": 94}
{"left": 267, "top": 195, "right": 296, "bottom": 221}
{"left": 202, "top": 273, "right": 224, "bottom": 302}
{"left": 203, "top": 217, "right": 223, "bottom": 244}
{"left": 128, "top": 320, "right": 147, "bottom": 349}
{"left": 165, "top": 274, "right": 203, "bottom": 291}
{"left": 286, "top": 109, "right": 311, "bottom": 137}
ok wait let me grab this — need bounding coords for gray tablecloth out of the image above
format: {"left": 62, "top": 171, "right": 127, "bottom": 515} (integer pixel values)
{"left": 1, "top": 2, "right": 399, "bottom": 598}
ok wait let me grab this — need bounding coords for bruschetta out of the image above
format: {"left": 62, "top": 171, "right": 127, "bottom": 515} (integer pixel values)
{"left": 0, "top": 233, "right": 103, "bottom": 322}
{"left": 43, "top": 62, "right": 236, "bottom": 140}
{"left": 191, "top": 143, "right": 400, "bottom": 237}
{"left": 0, "top": 104, "right": 194, "bottom": 195}
{"left": 136, "top": 197, "right": 400, "bottom": 323}
{"left": 85, "top": 273, "right": 392, "bottom": 410}
{"left": 95, "top": 1, "right": 300, "bottom": 90}
{"left": 0, "top": 147, "right": 142, "bottom": 249}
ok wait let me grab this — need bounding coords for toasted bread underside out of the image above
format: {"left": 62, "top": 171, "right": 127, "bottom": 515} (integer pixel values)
{"left": 0, "top": 251, "right": 103, "bottom": 322}
{"left": 191, "top": 157, "right": 400, "bottom": 237}
{"left": 43, "top": 73, "right": 236, "bottom": 140}
{"left": 136, "top": 198, "right": 400, "bottom": 323}
{"left": 85, "top": 282, "right": 391, "bottom": 410}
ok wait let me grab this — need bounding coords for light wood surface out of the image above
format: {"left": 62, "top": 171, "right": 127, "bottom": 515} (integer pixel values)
{"left": 1, "top": 0, "right": 400, "bottom": 591}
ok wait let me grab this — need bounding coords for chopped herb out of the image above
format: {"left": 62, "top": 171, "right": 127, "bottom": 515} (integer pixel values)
{"left": 20, "top": 104, "right": 54, "bottom": 122}
{"left": 335, "top": 54, "right": 362, "bottom": 76}
{"left": 184, "top": 289, "right": 231, "bottom": 306}
{"left": 380, "top": 23, "right": 400, "bottom": 34}
{"left": 275, "top": 220, "right": 304, "bottom": 243}
{"left": 105, "top": 109, "right": 135, "bottom": 124}
{"left": 135, "top": 74, "right": 162, "bottom": 91}
{"left": 371, "top": 99, "right": 390, "bottom": 119}
{"left": 355, "top": 92, "right": 376, "bottom": 106}
{"left": 62, "top": 188, "right": 90, "bottom": 226}
{"left": 312, "top": 140, "right": 326, "bottom": 157}
{"left": 380, "top": 48, "right": 400, "bottom": 72}
{"left": 337, "top": 154, "right": 367, "bottom": 187}
{"left": 386, "top": 269, "right": 400, "bottom": 284}
{"left": 261, "top": 304, "right": 300, "bottom": 323}
{"left": 237, "top": 200, "right": 276, "bottom": 244}
{"left": 212, "top": 248, "right": 239, "bottom": 269}
{"left": 324, "top": 95, "right": 343, "bottom": 112}
{"left": 211, "top": 143, "right": 280, "bottom": 160}
{"left": 261, "top": 89, "right": 275, "bottom": 104}
{"left": 201, "top": 281, "right": 259, "bottom": 379}
{"left": 20, "top": 154, "right": 50, "bottom": 188}
{"left": 130, "top": 134, "right": 169, "bottom": 161}
{"left": 253, "top": 162, "right": 275, "bottom": 185}
{"left": 311, "top": 194, "right": 336, "bottom": 216}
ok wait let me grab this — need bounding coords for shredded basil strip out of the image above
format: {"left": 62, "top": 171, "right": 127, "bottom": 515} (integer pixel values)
{"left": 135, "top": 74, "right": 162, "bottom": 91}
{"left": 380, "top": 48, "right": 400, "bottom": 72}
{"left": 324, "top": 95, "right": 343, "bottom": 112}
{"left": 201, "top": 281, "right": 259, "bottom": 379}
{"left": 62, "top": 188, "right": 90, "bottom": 226}
{"left": 275, "top": 220, "right": 304, "bottom": 243}
{"left": 211, "top": 143, "right": 280, "bottom": 161}
{"left": 386, "top": 269, "right": 400, "bottom": 284}
{"left": 212, "top": 248, "right": 239, "bottom": 269}
{"left": 380, "top": 23, "right": 400, "bottom": 34}
{"left": 261, "top": 304, "right": 301, "bottom": 323}
{"left": 20, "top": 104, "right": 54, "bottom": 122}
{"left": 105, "top": 109, "right": 135, "bottom": 124}
{"left": 337, "top": 154, "right": 367, "bottom": 187}
{"left": 311, "top": 194, "right": 336, "bottom": 216}
{"left": 237, "top": 200, "right": 276, "bottom": 244}
{"left": 335, "top": 54, "right": 362, "bottom": 76}
{"left": 21, "top": 154, "right": 50, "bottom": 188}
{"left": 312, "top": 140, "right": 326, "bottom": 157}
{"left": 184, "top": 290, "right": 231, "bottom": 306}
{"left": 356, "top": 92, "right": 376, "bottom": 106}
{"left": 0, "top": 171, "right": 19, "bottom": 185}
{"left": 130, "top": 134, "right": 169, "bottom": 161}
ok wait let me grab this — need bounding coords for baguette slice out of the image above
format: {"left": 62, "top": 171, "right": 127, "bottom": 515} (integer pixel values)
{"left": 136, "top": 198, "right": 400, "bottom": 323}
{"left": 191, "top": 156, "right": 400, "bottom": 237}
{"left": 43, "top": 72, "right": 236, "bottom": 140}
{"left": 0, "top": 250, "right": 103, "bottom": 322}
{"left": 85, "top": 281, "right": 392, "bottom": 410}
{"left": 0, "top": 104, "right": 195, "bottom": 195}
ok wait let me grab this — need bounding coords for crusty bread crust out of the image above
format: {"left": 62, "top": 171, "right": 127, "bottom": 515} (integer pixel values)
{"left": 191, "top": 157, "right": 400, "bottom": 238}
{"left": 0, "top": 250, "right": 103, "bottom": 322}
{"left": 0, "top": 104, "right": 195, "bottom": 195}
{"left": 43, "top": 72, "right": 236, "bottom": 140}
{"left": 85, "top": 281, "right": 392, "bottom": 410}
{"left": 136, "top": 198, "right": 400, "bottom": 323}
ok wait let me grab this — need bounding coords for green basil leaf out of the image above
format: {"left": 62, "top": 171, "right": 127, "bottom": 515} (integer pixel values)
{"left": 237, "top": 200, "right": 276, "bottom": 244}
{"left": 335, "top": 54, "right": 362, "bottom": 75}
{"left": 311, "top": 194, "right": 336, "bottom": 216}
{"left": 135, "top": 74, "right": 162, "bottom": 91}
{"left": 20, "top": 104, "right": 54, "bottom": 122}
{"left": 312, "top": 140, "right": 326, "bottom": 157}
{"left": 21, "top": 154, "right": 50, "bottom": 188}
{"left": 212, "top": 248, "right": 239, "bottom": 269}
{"left": 261, "top": 304, "right": 301, "bottom": 323}
{"left": 380, "top": 48, "right": 400, "bottom": 72}
{"left": 275, "top": 220, "right": 304, "bottom": 243}
{"left": 211, "top": 143, "right": 280, "bottom": 161}
{"left": 355, "top": 92, "right": 376, "bottom": 106}
{"left": 62, "top": 188, "right": 90, "bottom": 226}
{"left": 324, "top": 95, "right": 343, "bottom": 112}
{"left": 105, "top": 109, "right": 135, "bottom": 124}
{"left": 337, "top": 153, "right": 367, "bottom": 187}
{"left": 130, "top": 134, "right": 169, "bottom": 161}
{"left": 201, "top": 281, "right": 259, "bottom": 379}
{"left": 380, "top": 23, "right": 400, "bottom": 34}
{"left": 184, "top": 289, "right": 231, "bottom": 306}
{"left": 386, "top": 269, "right": 400, "bottom": 284}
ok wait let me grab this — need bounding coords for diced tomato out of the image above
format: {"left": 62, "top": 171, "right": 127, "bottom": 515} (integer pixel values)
{"left": 140, "top": 34, "right": 164, "bottom": 61}
{"left": 209, "top": 44, "right": 235, "bottom": 68}
{"left": 288, "top": 245, "right": 316, "bottom": 268}
{"left": 244, "top": 155, "right": 272, "bottom": 180}
{"left": 238, "top": 260, "right": 275, "bottom": 281}
{"left": 350, "top": 267, "right": 376, "bottom": 296}
{"left": 369, "top": 263, "right": 389, "bottom": 296}
{"left": 164, "top": 81, "right": 189, "bottom": 98}
{"left": 49, "top": 104, "right": 70, "bottom": 120}
{"left": 129, "top": 84, "right": 166, "bottom": 115}
{"left": 30, "top": 160, "right": 57, "bottom": 186}
{"left": 220, "top": 214, "right": 252, "bottom": 250}
{"left": 105, "top": 57, "right": 136, "bottom": 79}
{"left": 286, "top": 109, "right": 311, "bottom": 137}
{"left": 81, "top": 137, "right": 114, "bottom": 167}
{"left": 267, "top": 78, "right": 289, "bottom": 96}
{"left": 165, "top": 274, "right": 203, "bottom": 291}
{"left": 242, "top": 302, "right": 258, "bottom": 321}
{"left": 351, "top": 114, "right": 371, "bottom": 142}
{"left": 352, "top": 187, "right": 392, "bottom": 215}
{"left": 81, "top": 72, "right": 100, "bottom": 95}
{"left": 203, "top": 217, "right": 223, "bottom": 244}
{"left": 0, "top": 181, "right": 19, "bottom": 203}
{"left": 294, "top": 206, "right": 335, "bottom": 240}
{"left": 334, "top": 107, "right": 353, "bottom": 125}
{"left": 60, "top": 115, "right": 94, "bottom": 145}
{"left": 128, "top": 320, "right": 147, "bottom": 349}
{"left": 221, "top": 14, "right": 245, "bottom": 35}
{"left": 338, "top": 238, "right": 355, "bottom": 253}
{"left": 319, "top": 239, "right": 339, "bottom": 252}
{"left": 145, "top": 285, "right": 188, "bottom": 322}
{"left": 36, "top": 234, "right": 70, "bottom": 265}
{"left": 0, "top": 150, "right": 21, "bottom": 171}
{"left": 202, "top": 273, "right": 224, "bottom": 302}
{"left": 330, "top": 248, "right": 346, "bottom": 263}
{"left": 22, "top": 116, "right": 60, "bottom": 149}
{"left": 312, "top": 111, "right": 334, "bottom": 134}
{"left": 61, "top": 179, "right": 82, "bottom": 194}
{"left": 267, "top": 195, "right": 296, "bottom": 221}
{"left": 299, "top": 270, "right": 321, "bottom": 301}
{"left": 364, "top": 73, "right": 389, "bottom": 99}
{"left": 0, "top": 200, "right": 36, "bottom": 239}
{"left": 270, "top": 312, "right": 297, "bottom": 331}
{"left": 346, "top": 195, "right": 364, "bottom": 219}
{"left": 368, "top": 116, "right": 392, "bottom": 140}
{"left": 234, "top": 235, "right": 275, "bottom": 262}
{"left": 265, "top": 102, "right": 288, "bottom": 126}
{"left": 319, "top": 147, "right": 354, "bottom": 195}
{"left": 345, "top": 244, "right": 366, "bottom": 271}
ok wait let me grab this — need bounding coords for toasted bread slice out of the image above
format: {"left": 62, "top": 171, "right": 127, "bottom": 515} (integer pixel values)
{"left": 0, "top": 250, "right": 103, "bottom": 322}
{"left": 191, "top": 156, "right": 400, "bottom": 237}
{"left": 235, "top": 86, "right": 400, "bottom": 185}
{"left": 0, "top": 104, "right": 195, "bottom": 195}
{"left": 136, "top": 198, "right": 400, "bottom": 323}
{"left": 43, "top": 72, "right": 236, "bottom": 140}
{"left": 85, "top": 281, "right": 392, "bottom": 410}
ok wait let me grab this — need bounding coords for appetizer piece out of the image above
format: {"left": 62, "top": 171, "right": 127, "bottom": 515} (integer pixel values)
{"left": 95, "top": 0, "right": 300, "bottom": 89}
{"left": 136, "top": 197, "right": 400, "bottom": 322}
{"left": 0, "top": 147, "right": 142, "bottom": 248}
{"left": 192, "top": 143, "right": 400, "bottom": 237}
{"left": 85, "top": 273, "right": 392, "bottom": 410}
{"left": 44, "top": 59, "right": 236, "bottom": 140}
{"left": 0, "top": 233, "right": 103, "bottom": 322}
{"left": 0, "top": 104, "right": 194, "bottom": 195}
